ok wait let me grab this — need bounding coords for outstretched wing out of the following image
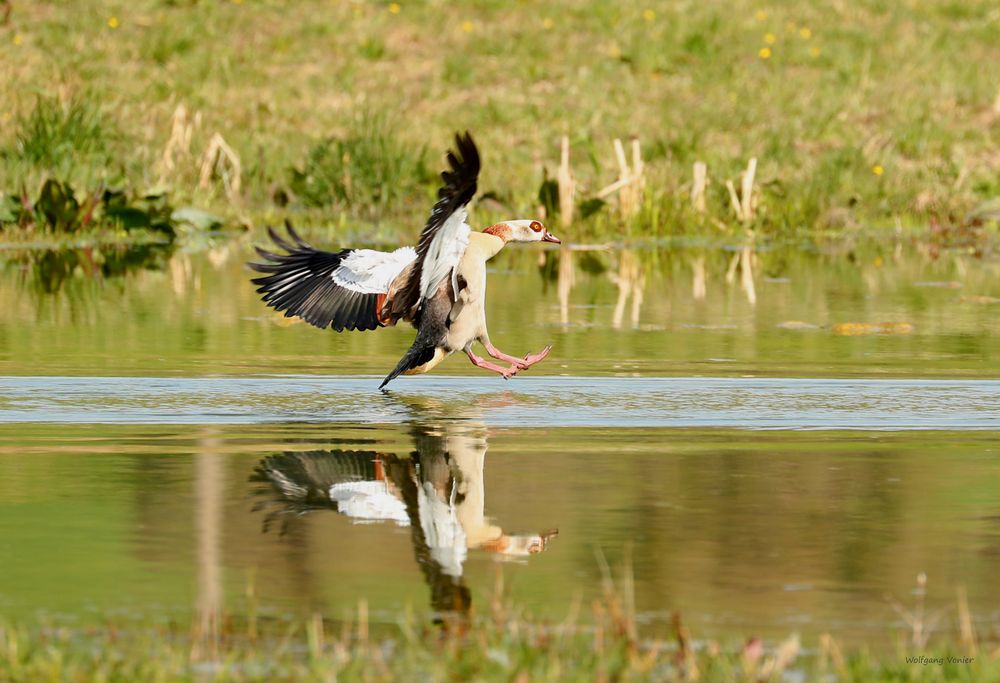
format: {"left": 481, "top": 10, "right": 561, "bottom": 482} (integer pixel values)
{"left": 251, "top": 450, "right": 410, "bottom": 530}
{"left": 252, "top": 450, "right": 382, "bottom": 506}
{"left": 249, "top": 223, "right": 416, "bottom": 332}
{"left": 387, "top": 132, "right": 479, "bottom": 323}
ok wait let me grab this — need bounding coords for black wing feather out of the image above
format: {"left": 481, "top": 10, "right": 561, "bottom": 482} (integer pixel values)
{"left": 250, "top": 450, "right": 384, "bottom": 528}
{"left": 389, "top": 132, "right": 480, "bottom": 322}
{"left": 249, "top": 222, "right": 383, "bottom": 332}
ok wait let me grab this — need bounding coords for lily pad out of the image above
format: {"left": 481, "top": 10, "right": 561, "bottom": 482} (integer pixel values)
{"left": 171, "top": 207, "right": 224, "bottom": 231}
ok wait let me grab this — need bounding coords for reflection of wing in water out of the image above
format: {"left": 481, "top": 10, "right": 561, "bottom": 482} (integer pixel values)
{"left": 250, "top": 417, "right": 557, "bottom": 623}
{"left": 251, "top": 450, "right": 408, "bottom": 532}
{"left": 252, "top": 447, "right": 473, "bottom": 618}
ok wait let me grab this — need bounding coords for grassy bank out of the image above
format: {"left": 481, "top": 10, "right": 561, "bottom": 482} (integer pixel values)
{"left": 1, "top": 603, "right": 995, "bottom": 682}
{"left": 0, "top": 1, "right": 997, "bottom": 243}
{"left": 2, "top": 568, "right": 997, "bottom": 682}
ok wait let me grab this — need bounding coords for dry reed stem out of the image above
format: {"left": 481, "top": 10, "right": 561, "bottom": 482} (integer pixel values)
{"left": 631, "top": 139, "right": 645, "bottom": 195}
{"left": 557, "top": 247, "right": 575, "bottom": 325}
{"left": 739, "top": 157, "right": 757, "bottom": 221}
{"left": 199, "top": 132, "right": 242, "bottom": 202}
{"left": 169, "top": 253, "right": 193, "bottom": 297}
{"left": 612, "top": 252, "right": 633, "bottom": 329}
{"left": 914, "top": 571, "right": 927, "bottom": 648}
{"left": 245, "top": 567, "right": 258, "bottom": 643}
{"left": 726, "top": 158, "right": 758, "bottom": 222}
{"left": 691, "top": 255, "right": 707, "bottom": 300}
{"left": 759, "top": 633, "right": 800, "bottom": 679}
{"left": 631, "top": 268, "right": 645, "bottom": 326}
{"left": 887, "top": 572, "right": 940, "bottom": 649}
{"left": 606, "top": 138, "right": 644, "bottom": 219}
{"left": 611, "top": 251, "right": 645, "bottom": 328}
{"left": 819, "top": 633, "right": 847, "bottom": 675}
{"left": 671, "top": 612, "right": 698, "bottom": 681}
{"left": 725, "top": 180, "right": 742, "bottom": 218}
{"left": 595, "top": 175, "right": 639, "bottom": 199}
{"left": 307, "top": 612, "right": 324, "bottom": 661}
{"left": 621, "top": 542, "right": 637, "bottom": 644}
{"left": 490, "top": 565, "right": 507, "bottom": 629}
{"left": 691, "top": 161, "right": 707, "bottom": 213}
{"left": 957, "top": 586, "right": 977, "bottom": 656}
{"left": 557, "top": 135, "right": 575, "bottom": 228}
{"left": 613, "top": 138, "right": 629, "bottom": 178}
{"left": 739, "top": 244, "right": 757, "bottom": 306}
{"left": 724, "top": 251, "right": 740, "bottom": 284}
{"left": 159, "top": 104, "right": 200, "bottom": 183}
{"left": 357, "top": 599, "right": 369, "bottom": 644}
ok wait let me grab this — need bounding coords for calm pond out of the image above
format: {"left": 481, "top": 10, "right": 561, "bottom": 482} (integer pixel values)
{"left": 1, "top": 235, "right": 998, "bottom": 647}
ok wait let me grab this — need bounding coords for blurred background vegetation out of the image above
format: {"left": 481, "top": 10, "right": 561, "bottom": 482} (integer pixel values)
{"left": 0, "top": 0, "right": 997, "bottom": 244}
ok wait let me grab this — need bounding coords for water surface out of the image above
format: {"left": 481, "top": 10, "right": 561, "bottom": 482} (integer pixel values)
{"left": 1, "top": 238, "right": 998, "bottom": 648}
{"left": 1, "top": 417, "right": 998, "bottom": 647}
{"left": 1, "top": 376, "right": 999, "bottom": 429}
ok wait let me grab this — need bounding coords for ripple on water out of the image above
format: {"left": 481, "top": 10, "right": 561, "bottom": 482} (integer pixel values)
{"left": 0, "top": 376, "right": 998, "bottom": 430}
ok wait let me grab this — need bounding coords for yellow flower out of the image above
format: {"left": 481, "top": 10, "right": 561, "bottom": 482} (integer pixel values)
{"left": 388, "top": 3, "right": 401, "bottom": 14}
{"left": 13, "top": 33, "right": 23, "bottom": 45}
{"left": 799, "top": 27, "right": 812, "bottom": 39}
{"left": 108, "top": 16, "right": 120, "bottom": 29}
{"left": 809, "top": 45, "right": 821, "bottom": 57}
{"left": 759, "top": 47, "right": 771, "bottom": 59}
{"left": 642, "top": 8, "right": 655, "bottom": 22}
{"left": 872, "top": 164, "right": 884, "bottom": 176}
{"left": 461, "top": 20, "right": 474, "bottom": 33}
{"left": 754, "top": 9, "right": 767, "bottom": 21}
{"left": 764, "top": 32, "right": 776, "bottom": 44}
{"left": 231, "top": 0, "right": 243, "bottom": 4}
{"left": 542, "top": 17, "right": 554, "bottom": 29}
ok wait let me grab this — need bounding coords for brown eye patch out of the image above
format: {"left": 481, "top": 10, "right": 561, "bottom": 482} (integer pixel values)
{"left": 530, "top": 221, "right": 543, "bottom": 232}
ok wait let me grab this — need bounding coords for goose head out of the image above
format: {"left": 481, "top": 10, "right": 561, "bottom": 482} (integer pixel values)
{"left": 485, "top": 220, "right": 561, "bottom": 244}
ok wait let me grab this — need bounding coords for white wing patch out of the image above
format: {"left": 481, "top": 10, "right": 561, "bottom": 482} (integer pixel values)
{"left": 328, "top": 481, "right": 410, "bottom": 526}
{"left": 332, "top": 247, "right": 417, "bottom": 294}
{"left": 419, "top": 207, "right": 471, "bottom": 301}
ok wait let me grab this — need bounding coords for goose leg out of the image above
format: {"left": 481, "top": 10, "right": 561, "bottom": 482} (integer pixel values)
{"left": 483, "top": 339, "right": 552, "bottom": 370}
{"left": 521, "top": 345, "right": 552, "bottom": 367}
{"left": 465, "top": 345, "right": 518, "bottom": 379}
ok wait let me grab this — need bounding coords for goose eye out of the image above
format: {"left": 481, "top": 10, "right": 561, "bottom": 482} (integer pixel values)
{"left": 530, "top": 221, "right": 543, "bottom": 232}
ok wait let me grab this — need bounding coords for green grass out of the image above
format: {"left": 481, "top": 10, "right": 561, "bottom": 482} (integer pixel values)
{"left": 288, "top": 110, "right": 432, "bottom": 219}
{"left": 0, "top": 1, "right": 997, "bottom": 243}
{"left": 1, "top": 561, "right": 997, "bottom": 682}
{"left": 11, "top": 93, "right": 117, "bottom": 181}
{"left": 1, "top": 601, "right": 996, "bottom": 682}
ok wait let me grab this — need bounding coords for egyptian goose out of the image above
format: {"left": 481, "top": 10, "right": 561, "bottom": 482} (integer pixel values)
{"left": 249, "top": 132, "right": 560, "bottom": 388}
{"left": 252, "top": 429, "right": 557, "bottom": 569}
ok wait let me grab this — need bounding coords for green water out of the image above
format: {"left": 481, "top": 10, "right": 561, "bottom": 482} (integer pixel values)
{"left": 0, "top": 236, "right": 998, "bottom": 648}
{"left": 2, "top": 237, "right": 998, "bottom": 378}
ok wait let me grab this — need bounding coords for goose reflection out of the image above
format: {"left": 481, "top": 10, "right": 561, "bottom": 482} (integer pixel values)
{"left": 251, "top": 408, "right": 556, "bottom": 623}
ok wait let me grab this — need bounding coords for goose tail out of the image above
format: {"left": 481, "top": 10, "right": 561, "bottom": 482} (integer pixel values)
{"left": 379, "top": 343, "right": 438, "bottom": 390}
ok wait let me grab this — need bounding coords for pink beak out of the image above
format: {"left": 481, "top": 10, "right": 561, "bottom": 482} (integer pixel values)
{"left": 542, "top": 231, "right": 561, "bottom": 244}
